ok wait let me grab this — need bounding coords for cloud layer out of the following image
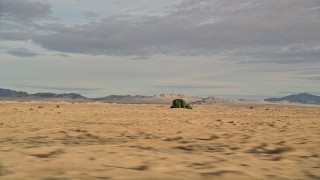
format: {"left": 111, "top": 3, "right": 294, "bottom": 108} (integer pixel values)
{"left": 1, "top": 0, "right": 319, "bottom": 63}
{"left": 0, "top": 0, "right": 319, "bottom": 98}
{"left": 0, "top": 0, "right": 52, "bottom": 22}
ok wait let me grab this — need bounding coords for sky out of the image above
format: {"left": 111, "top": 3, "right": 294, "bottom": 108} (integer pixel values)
{"left": 0, "top": 0, "right": 320, "bottom": 99}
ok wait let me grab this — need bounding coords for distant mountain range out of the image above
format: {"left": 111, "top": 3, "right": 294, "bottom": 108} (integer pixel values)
{"left": 192, "top": 97, "right": 229, "bottom": 105}
{"left": 265, "top": 93, "right": 320, "bottom": 105}
{"left": 0, "top": 88, "right": 29, "bottom": 98}
{"left": 0, "top": 88, "right": 86, "bottom": 101}
{"left": 1, "top": 88, "right": 319, "bottom": 105}
{"left": 94, "top": 94, "right": 204, "bottom": 104}
{"left": 0, "top": 88, "right": 226, "bottom": 104}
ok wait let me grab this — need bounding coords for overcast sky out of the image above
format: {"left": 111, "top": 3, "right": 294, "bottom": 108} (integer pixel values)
{"left": 0, "top": 0, "right": 319, "bottom": 99}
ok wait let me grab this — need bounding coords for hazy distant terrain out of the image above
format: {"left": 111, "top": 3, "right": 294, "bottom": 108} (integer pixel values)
{"left": 265, "top": 93, "right": 320, "bottom": 105}
{"left": 94, "top": 94, "right": 203, "bottom": 104}
{"left": 0, "top": 88, "right": 227, "bottom": 104}
{"left": 0, "top": 88, "right": 87, "bottom": 101}
{"left": 2, "top": 88, "right": 320, "bottom": 107}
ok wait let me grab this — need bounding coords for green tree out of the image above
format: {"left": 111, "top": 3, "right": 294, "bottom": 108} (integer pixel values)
{"left": 170, "top": 99, "right": 192, "bottom": 109}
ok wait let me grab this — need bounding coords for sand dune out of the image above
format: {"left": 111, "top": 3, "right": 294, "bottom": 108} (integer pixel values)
{"left": 0, "top": 102, "right": 319, "bottom": 179}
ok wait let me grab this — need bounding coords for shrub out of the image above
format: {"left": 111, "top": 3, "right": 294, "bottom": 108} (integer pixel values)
{"left": 170, "top": 99, "right": 192, "bottom": 109}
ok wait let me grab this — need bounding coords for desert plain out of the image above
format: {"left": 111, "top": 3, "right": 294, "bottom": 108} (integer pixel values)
{"left": 0, "top": 101, "right": 319, "bottom": 180}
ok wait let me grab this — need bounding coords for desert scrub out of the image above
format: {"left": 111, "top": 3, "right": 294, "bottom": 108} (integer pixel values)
{"left": 170, "top": 99, "right": 192, "bottom": 109}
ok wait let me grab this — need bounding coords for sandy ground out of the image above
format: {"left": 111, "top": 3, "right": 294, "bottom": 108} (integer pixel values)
{"left": 0, "top": 102, "right": 319, "bottom": 180}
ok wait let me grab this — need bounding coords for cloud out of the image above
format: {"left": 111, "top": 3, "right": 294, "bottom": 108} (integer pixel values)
{"left": 56, "top": 53, "right": 70, "bottom": 57}
{"left": 292, "top": 75, "right": 320, "bottom": 81}
{"left": 0, "top": 0, "right": 52, "bottom": 22}
{"left": 1, "top": 0, "right": 320, "bottom": 64}
{"left": 155, "top": 80, "right": 240, "bottom": 90}
{"left": 17, "top": 85, "right": 100, "bottom": 92}
{"left": 289, "top": 67, "right": 320, "bottom": 81}
{"left": 84, "top": 11, "right": 98, "bottom": 19}
{"left": 0, "top": 0, "right": 52, "bottom": 43}
{"left": 156, "top": 85, "right": 237, "bottom": 89}
{"left": 4, "top": 47, "right": 39, "bottom": 57}
{"left": 303, "top": 76, "right": 320, "bottom": 81}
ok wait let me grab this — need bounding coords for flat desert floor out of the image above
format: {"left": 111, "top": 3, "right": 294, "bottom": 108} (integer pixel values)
{"left": 0, "top": 102, "right": 319, "bottom": 180}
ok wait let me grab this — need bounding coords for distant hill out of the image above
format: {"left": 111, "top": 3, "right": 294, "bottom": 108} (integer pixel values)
{"left": 265, "top": 93, "right": 320, "bottom": 105}
{"left": 31, "top": 93, "right": 85, "bottom": 99}
{"left": 192, "top": 97, "right": 230, "bottom": 105}
{"left": 3, "top": 88, "right": 289, "bottom": 106}
{"left": 0, "top": 88, "right": 86, "bottom": 101}
{"left": 94, "top": 95, "right": 149, "bottom": 104}
{"left": 0, "top": 88, "right": 205, "bottom": 104}
{"left": 94, "top": 94, "right": 203, "bottom": 104}
{"left": 0, "top": 88, "right": 29, "bottom": 98}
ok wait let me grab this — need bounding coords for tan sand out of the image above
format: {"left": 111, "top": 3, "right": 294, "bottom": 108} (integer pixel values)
{"left": 0, "top": 101, "right": 319, "bottom": 180}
